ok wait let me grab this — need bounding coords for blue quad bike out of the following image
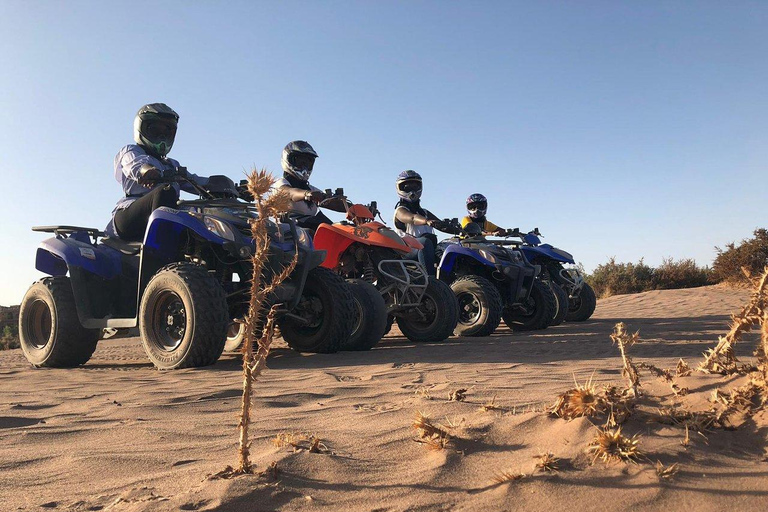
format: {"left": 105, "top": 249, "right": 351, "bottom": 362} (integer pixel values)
{"left": 434, "top": 221, "right": 556, "bottom": 336}
{"left": 18, "top": 169, "right": 355, "bottom": 370}
{"left": 518, "top": 228, "right": 596, "bottom": 322}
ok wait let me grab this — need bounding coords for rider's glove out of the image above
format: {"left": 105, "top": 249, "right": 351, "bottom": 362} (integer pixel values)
{"left": 506, "top": 228, "right": 521, "bottom": 237}
{"left": 138, "top": 165, "right": 162, "bottom": 188}
{"left": 304, "top": 190, "right": 326, "bottom": 203}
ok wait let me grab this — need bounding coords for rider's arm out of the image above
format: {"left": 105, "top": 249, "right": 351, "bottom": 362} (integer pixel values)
{"left": 484, "top": 219, "right": 507, "bottom": 236}
{"left": 117, "top": 146, "right": 159, "bottom": 182}
{"left": 395, "top": 206, "right": 430, "bottom": 226}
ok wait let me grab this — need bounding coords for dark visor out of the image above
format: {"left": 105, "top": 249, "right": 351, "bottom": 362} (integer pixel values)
{"left": 398, "top": 180, "right": 421, "bottom": 193}
{"left": 145, "top": 120, "right": 177, "bottom": 140}
{"left": 289, "top": 153, "right": 316, "bottom": 170}
{"left": 467, "top": 201, "right": 487, "bottom": 210}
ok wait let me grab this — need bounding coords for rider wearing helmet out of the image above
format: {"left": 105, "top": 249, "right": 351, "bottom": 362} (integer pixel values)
{"left": 271, "top": 140, "right": 345, "bottom": 232}
{"left": 460, "top": 193, "right": 510, "bottom": 236}
{"left": 393, "top": 170, "right": 451, "bottom": 276}
{"left": 106, "top": 103, "right": 210, "bottom": 241}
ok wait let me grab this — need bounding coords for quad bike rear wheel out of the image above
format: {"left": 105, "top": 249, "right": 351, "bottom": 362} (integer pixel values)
{"left": 139, "top": 263, "right": 228, "bottom": 369}
{"left": 224, "top": 320, "right": 246, "bottom": 353}
{"left": 549, "top": 282, "right": 568, "bottom": 327}
{"left": 280, "top": 267, "right": 355, "bottom": 353}
{"left": 502, "top": 279, "right": 556, "bottom": 332}
{"left": 565, "top": 282, "right": 597, "bottom": 322}
{"left": 342, "top": 279, "right": 387, "bottom": 351}
{"left": 396, "top": 277, "right": 458, "bottom": 342}
{"left": 19, "top": 277, "right": 100, "bottom": 367}
{"left": 451, "top": 275, "right": 502, "bottom": 337}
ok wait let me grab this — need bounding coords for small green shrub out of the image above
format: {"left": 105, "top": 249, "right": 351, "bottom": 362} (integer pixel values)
{"left": 1, "top": 325, "right": 19, "bottom": 350}
{"left": 651, "top": 258, "right": 713, "bottom": 290}
{"left": 712, "top": 229, "right": 768, "bottom": 285}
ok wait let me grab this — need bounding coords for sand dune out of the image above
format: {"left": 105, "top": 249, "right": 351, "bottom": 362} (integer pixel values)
{"left": 1, "top": 285, "right": 766, "bottom": 511}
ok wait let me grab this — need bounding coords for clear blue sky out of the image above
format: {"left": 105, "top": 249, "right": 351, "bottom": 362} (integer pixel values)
{"left": 1, "top": 1, "right": 766, "bottom": 306}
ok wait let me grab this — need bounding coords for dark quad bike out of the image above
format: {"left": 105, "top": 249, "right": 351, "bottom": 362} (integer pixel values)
{"left": 19, "top": 169, "right": 355, "bottom": 370}
{"left": 312, "top": 190, "right": 459, "bottom": 346}
{"left": 435, "top": 222, "right": 556, "bottom": 336}
{"left": 518, "top": 228, "right": 596, "bottom": 322}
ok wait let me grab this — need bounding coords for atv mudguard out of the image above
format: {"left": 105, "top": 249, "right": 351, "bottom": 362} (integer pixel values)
{"left": 315, "top": 221, "right": 414, "bottom": 269}
{"left": 520, "top": 244, "right": 574, "bottom": 264}
{"left": 436, "top": 243, "right": 497, "bottom": 278}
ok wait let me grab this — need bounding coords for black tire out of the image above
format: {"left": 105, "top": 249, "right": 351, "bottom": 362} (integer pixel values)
{"left": 280, "top": 267, "right": 355, "bottom": 353}
{"left": 139, "top": 263, "right": 228, "bottom": 370}
{"left": 549, "top": 282, "right": 569, "bottom": 327}
{"left": 565, "top": 282, "right": 597, "bottom": 322}
{"left": 396, "top": 277, "right": 459, "bottom": 342}
{"left": 224, "top": 321, "right": 246, "bottom": 353}
{"left": 451, "top": 275, "right": 502, "bottom": 337}
{"left": 502, "top": 279, "right": 557, "bottom": 332}
{"left": 383, "top": 315, "right": 395, "bottom": 336}
{"left": 19, "top": 277, "right": 99, "bottom": 368}
{"left": 343, "top": 279, "right": 387, "bottom": 351}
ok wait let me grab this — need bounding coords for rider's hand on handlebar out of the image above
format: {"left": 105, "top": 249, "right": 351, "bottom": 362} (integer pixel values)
{"left": 138, "top": 166, "right": 162, "bottom": 188}
{"left": 505, "top": 227, "right": 521, "bottom": 237}
{"left": 304, "top": 190, "right": 327, "bottom": 204}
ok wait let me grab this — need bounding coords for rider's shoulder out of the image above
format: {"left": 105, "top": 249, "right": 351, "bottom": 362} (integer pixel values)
{"left": 460, "top": 216, "right": 472, "bottom": 227}
{"left": 272, "top": 177, "right": 291, "bottom": 188}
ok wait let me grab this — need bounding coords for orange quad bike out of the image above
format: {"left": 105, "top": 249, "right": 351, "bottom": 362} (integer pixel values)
{"left": 311, "top": 189, "right": 459, "bottom": 349}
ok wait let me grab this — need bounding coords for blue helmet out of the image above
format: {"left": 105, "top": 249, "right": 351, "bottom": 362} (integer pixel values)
{"left": 466, "top": 193, "right": 487, "bottom": 219}
{"left": 396, "top": 170, "right": 422, "bottom": 201}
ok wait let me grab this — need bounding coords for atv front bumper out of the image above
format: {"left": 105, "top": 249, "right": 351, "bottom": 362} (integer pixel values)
{"left": 496, "top": 262, "right": 540, "bottom": 306}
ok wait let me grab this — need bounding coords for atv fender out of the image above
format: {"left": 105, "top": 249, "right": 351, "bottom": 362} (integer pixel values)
{"left": 520, "top": 245, "right": 574, "bottom": 264}
{"left": 436, "top": 244, "right": 496, "bottom": 280}
{"left": 315, "top": 222, "right": 412, "bottom": 269}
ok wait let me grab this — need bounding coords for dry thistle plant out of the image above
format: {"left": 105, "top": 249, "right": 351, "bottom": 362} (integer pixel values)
{"left": 233, "top": 169, "right": 298, "bottom": 475}
{"left": 611, "top": 323, "right": 641, "bottom": 396}
{"left": 699, "top": 266, "right": 768, "bottom": 374}
{"left": 491, "top": 470, "right": 526, "bottom": 484}
{"left": 479, "top": 395, "right": 504, "bottom": 412}
{"left": 676, "top": 359, "right": 692, "bottom": 377}
{"left": 588, "top": 426, "right": 643, "bottom": 464}
{"left": 273, "top": 433, "right": 331, "bottom": 454}
{"left": 534, "top": 453, "right": 559, "bottom": 474}
{"left": 412, "top": 412, "right": 451, "bottom": 450}
{"left": 655, "top": 460, "right": 680, "bottom": 480}
{"left": 551, "top": 375, "right": 605, "bottom": 420}
{"left": 637, "top": 362, "right": 673, "bottom": 382}
{"left": 448, "top": 388, "right": 468, "bottom": 402}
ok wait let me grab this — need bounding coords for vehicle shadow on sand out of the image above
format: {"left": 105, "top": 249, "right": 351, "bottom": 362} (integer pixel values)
{"left": 211, "top": 314, "right": 758, "bottom": 372}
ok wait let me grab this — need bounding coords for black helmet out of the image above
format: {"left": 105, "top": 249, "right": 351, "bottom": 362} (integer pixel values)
{"left": 466, "top": 193, "right": 487, "bottom": 219}
{"left": 281, "top": 140, "right": 318, "bottom": 182}
{"left": 396, "top": 170, "right": 423, "bottom": 202}
{"left": 133, "top": 103, "right": 179, "bottom": 158}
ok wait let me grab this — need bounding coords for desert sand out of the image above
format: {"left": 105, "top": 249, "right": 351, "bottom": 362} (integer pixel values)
{"left": 1, "top": 285, "right": 766, "bottom": 511}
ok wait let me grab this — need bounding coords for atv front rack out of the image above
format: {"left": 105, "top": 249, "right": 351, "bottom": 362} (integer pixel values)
{"left": 377, "top": 260, "right": 429, "bottom": 312}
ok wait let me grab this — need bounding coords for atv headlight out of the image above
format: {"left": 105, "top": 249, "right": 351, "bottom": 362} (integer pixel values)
{"left": 204, "top": 217, "right": 236, "bottom": 241}
{"left": 295, "top": 227, "right": 313, "bottom": 249}
{"left": 478, "top": 249, "right": 498, "bottom": 264}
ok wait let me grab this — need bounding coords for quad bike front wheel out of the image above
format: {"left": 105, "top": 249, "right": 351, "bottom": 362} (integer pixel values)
{"left": 280, "top": 267, "right": 355, "bottom": 353}
{"left": 565, "top": 282, "right": 597, "bottom": 322}
{"left": 139, "top": 263, "right": 228, "bottom": 369}
{"left": 451, "top": 275, "right": 502, "bottom": 337}
{"left": 19, "top": 277, "right": 100, "bottom": 367}
{"left": 502, "top": 279, "right": 557, "bottom": 332}
{"left": 549, "top": 282, "right": 569, "bottom": 327}
{"left": 342, "top": 279, "right": 387, "bottom": 351}
{"left": 396, "top": 277, "right": 458, "bottom": 342}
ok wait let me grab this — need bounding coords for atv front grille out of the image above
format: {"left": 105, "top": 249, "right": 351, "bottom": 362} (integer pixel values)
{"left": 377, "top": 260, "right": 429, "bottom": 310}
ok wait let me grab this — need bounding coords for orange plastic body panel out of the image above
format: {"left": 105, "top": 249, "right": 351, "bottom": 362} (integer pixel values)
{"left": 315, "top": 221, "right": 413, "bottom": 269}
{"left": 402, "top": 235, "right": 424, "bottom": 250}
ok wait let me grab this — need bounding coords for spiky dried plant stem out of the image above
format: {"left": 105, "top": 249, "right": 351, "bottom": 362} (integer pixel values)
{"left": 699, "top": 266, "right": 768, "bottom": 374}
{"left": 611, "top": 323, "right": 641, "bottom": 397}
{"left": 761, "top": 312, "right": 768, "bottom": 376}
{"left": 235, "top": 168, "right": 296, "bottom": 474}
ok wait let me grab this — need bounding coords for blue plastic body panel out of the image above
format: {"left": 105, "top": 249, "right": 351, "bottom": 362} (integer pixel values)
{"left": 35, "top": 236, "right": 122, "bottom": 279}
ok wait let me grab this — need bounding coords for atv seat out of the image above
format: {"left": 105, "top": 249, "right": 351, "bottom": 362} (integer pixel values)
{"left": 101, "top": 237, "right": 143, "bottom": 256}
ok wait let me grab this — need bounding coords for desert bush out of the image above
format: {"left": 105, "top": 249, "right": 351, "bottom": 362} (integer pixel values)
{"left": 651, "top": 258, "right": 712, "bottom": 290}
{"left": 1, "top": 325, "right": 19, "bottom": 351}
{"left": 713, "top": 229, "right": 768, "bottom": 285}
{"left": 587, "top": 258, "right": 654, "bottom": 298}
{"left": 587, "top": 257, "right": 714, "bottom": 298}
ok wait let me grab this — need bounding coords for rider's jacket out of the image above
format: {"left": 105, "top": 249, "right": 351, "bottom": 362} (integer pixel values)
{"left": 460, "top": 216, "right": 501, "bottom": 233}
{"left": 271, "top": 173, "right": 322, "bottom": 217}
{"left": 393, "top": 199, "right": 435, "bottom": 238}
{"left": 105, "top": 144, "right": 206, "bottom": 236}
